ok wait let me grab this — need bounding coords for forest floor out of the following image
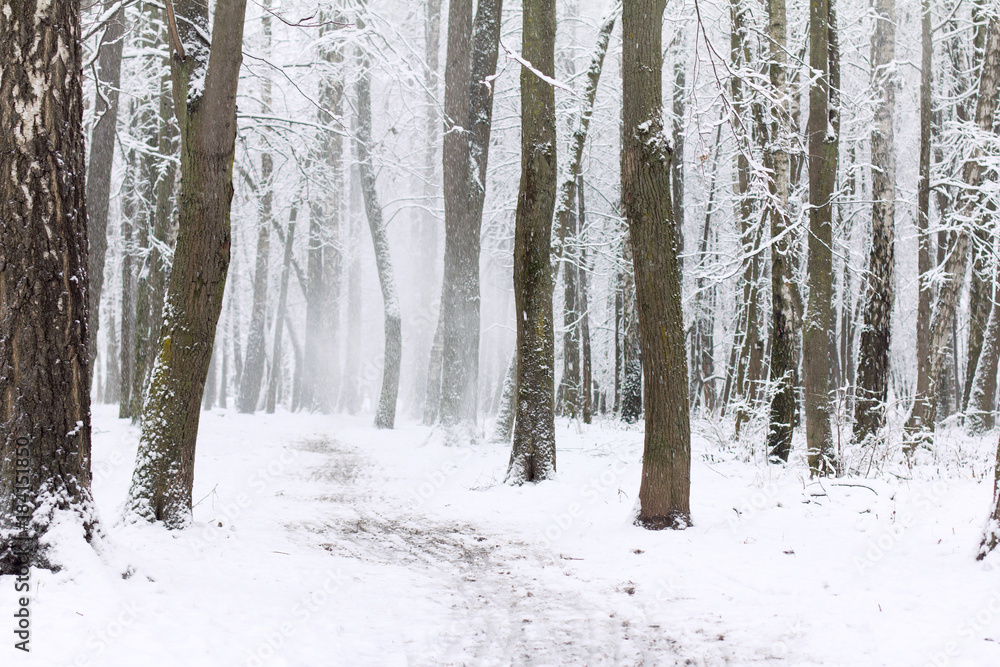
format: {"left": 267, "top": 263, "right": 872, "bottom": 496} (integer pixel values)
{"left": 3, "top": 404, "right": 1000, "bottom": 666}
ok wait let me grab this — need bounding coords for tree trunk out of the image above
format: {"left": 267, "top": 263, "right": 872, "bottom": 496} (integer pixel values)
{"left": 623, "top": 0, "right": 692, "bottom": 529}
{"left": 266, "top": 207, "right": 297, "bottom": 414}
{"left": 119, "top": 169, "right": 136, "bottom": 418}
{"left": 492, "top": 352, "right": 517, "bottom": 442}
{"left": 0, "top": 0, "right": 98, "bottom": 571}
{"left": 964, "top": 226, "right": 992, "bottom": 411}
{"left": 804, "top": 0, "right": 840, "bottom": 475}
{"left": 507, "top": 0, "right": 557, "bottom": 484}
{"left": 355, "top": 16, "right": 401, "bottom": 429}
{"left": 124, "top": 0, "right": 249, "bottom": 528}
{"left": 979, "top": 431, "right": 1000, "bottom": 559}
{"left": 237, "top": 8, "right": 274, "bottom": 415}
{"left": 967, "top": 256, "right": 1000, "bottom": 433}
{"left": 578, "top": 175, "right": 594, "bottom": 425}
{"left": 911, "top": 0, "right": 933, "bottom": 447}
{"left": 339, "top": 171, "right": 363, "bottom": 415}
{"left": 852, "top": 0, "right": 896, "bottom": 447}
{"left": 907, "top": 17, "right": 1000, "bottom": 440}
{"left": 87, "top": 1, "right": 126, "bottom": 368}
{"left": 766, "top": 0, "right": 796, "bottom": 461}
{"left": 620, "top": 253, "right": 642, "bottom": 423}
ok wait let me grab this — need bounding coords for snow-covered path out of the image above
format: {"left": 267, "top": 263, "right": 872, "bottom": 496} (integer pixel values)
{"left": 2, "top": 406, "right": 999, "bottom": 666}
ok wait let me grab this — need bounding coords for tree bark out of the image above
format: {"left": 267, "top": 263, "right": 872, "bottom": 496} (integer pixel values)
{"left": 804, "top": 0, "right": 840, "bottom": 475}
{"left": 124, "top": 0, "right": 249, "bottom": 528}
{"left": 355, "top": 15, "right": 401, "bottom": 429}
{"left": 967, "top": 257, "right": 1000, "bottom": 433}
{"left": 766, "top": 0, "right": 796, "bottom": 461}
{"left": 507, "top": 0, "right": 557, "bottom": 484}
{"left": 0, "top": 0, "right": 98, "bottom": 571}
{"left": 979, "top": 431, "right": 1000, "bottom": 559}
{"left": 624, "top": 0, "right": 692, "bottom": 529}
{"left": 852, "top": 0, "right": 896, "bottom": 447}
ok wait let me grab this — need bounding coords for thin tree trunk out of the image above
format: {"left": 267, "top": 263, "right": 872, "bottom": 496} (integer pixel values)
{"left": 624, "top": 0, "right": 692, "bottom": 529}
{"left": 355, "top": 16, "right": 401, "bottom": 429}
{"left": 911, "top": 0, "right": 933, "bottom": 447}
{"left": 968, "top": 255, "right": 1000, "bottom": 432}
{"left": 852, "top": 0, "right": 896, "bottom": 446}
{"left": 339, "top": 172, "right": 363, "bottom": 415}
{"left": 267, "top": 207, "right": 298, "bottom": 414}
{"left": 578, "top": 175, "right": 593, "bottom": 425}
{"left": 124, "top": 0, "right": 249, "bottom": 528}
{"left": 507, "top": 0, "right": 557, "bottom": 484}
{"left": 804, "top": 0, "right": 840, "bottom": 475}
{"left": 119, "top": 167, "right": 136, "bottom": 418}
{"left": 237, "top": 7, "right": 274, "bottom": 414}
{"left": 492, "top": 352, "right": 517, "bottom": 442}
{"left": 907, "top": 17, "right": 1000, "bottom": 440}
{"left": 965, "top": 226, "right": 992, "bottom": 410}
{"left": 87, "top": 1, "right": 126, "bottom": 368}
{"left": 0, "top": 0, "right": 98, "bottom": 571}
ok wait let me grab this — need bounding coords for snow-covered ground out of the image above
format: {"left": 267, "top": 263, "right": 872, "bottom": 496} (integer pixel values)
{"left": 3, "top": 405, "right": 1000, "bottom": 666}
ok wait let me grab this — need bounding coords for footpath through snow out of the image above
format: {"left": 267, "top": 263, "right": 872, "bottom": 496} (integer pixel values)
{"left": 2, "top": 405, "right": 1000, "bottom": 666}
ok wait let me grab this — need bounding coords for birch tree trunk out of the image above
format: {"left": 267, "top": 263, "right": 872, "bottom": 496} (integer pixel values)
{"left": 266, "top": 207, "right": 297, "bottom": 414}
{"left": 852, "top": 0, "right": 896, "bottom": 447}
{"left": 967, "top": 254, "right": 1000, "bottom": 433}
{"left": 124, "top": 0, "right": 249, "bottom": 528}
{"left": 507, "top": 0, "right": 557, "bottom": 484}
{"left": 766, "top": 0, "right": 796, "bottom": 462}
{"left": 0, "top": 0, "right": 98, "bottom": 571}
{"left": 624, "top": 0, "right": 692, "bottom": 529}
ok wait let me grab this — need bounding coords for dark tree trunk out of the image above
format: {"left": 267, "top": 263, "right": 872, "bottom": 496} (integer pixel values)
{"left": 804, "top": 0, "right": 839, "bottom": 476}
{"left": 124, "top": 0, "right": 249, "bottom": 528}
{"left": 0, "top": 0, "right": 98, "bottom": 571}
{"left": 119, "top": 172, "right": 136, "bottom": 419}
{"left": 623, "top": 0, "right": 692, "bottom": 529}
{"left": 507, "top": 0, "right": 557, "bottom": 484}
{"left": 852, "top": 0, "right": 896, "bottom": 447}
{"left": 87, "top": 1, "right": 126, "bottom": 369}
{"left": 578, "top": 176, "right": 594, "bottom": 425}
{"left": 355, "top": 16, "right": 401, "bottom": 429}
{"left": 911, "top": 0, "right": 933, "bottom": 446}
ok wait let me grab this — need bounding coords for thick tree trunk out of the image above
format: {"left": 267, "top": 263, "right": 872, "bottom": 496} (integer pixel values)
{"left": 623, "top": 0, "right": 692, "bottom": 529}
{"left": 804, "top": 0, "right": 839, "bottom": 476}
{"left": 87, "top": 1, "right": 126, "bottom": 369}
{"left": 852, "top": 0, "right": 896, "bottom": 447}
{"left": 766, "top": 0, "right": 796, "bottom": 462}
{"left": 907, "top": 17, "right": 1000, "bottom": 440}
{"left": 355, "top": 21, "right": 401, "bottom": 430}
{"left": 124, "top": 0, "right": 248, "bottom": 528}
{"left": 506, "top": 0, "right": 557, "bottom": 484}
{"left": 237, "top": 9, "right": 274, "bottom": 415}
{"left": 0, "top": 0, "right": 98, "bottom": 571}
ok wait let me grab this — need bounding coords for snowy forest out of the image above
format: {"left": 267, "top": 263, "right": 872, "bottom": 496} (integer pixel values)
{"left": 3, "top": 0, "right": 1000, "bottom": 663}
